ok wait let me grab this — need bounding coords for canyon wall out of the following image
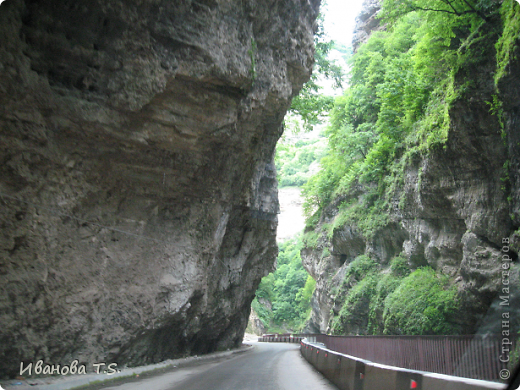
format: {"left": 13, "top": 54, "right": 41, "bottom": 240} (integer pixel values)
{"left": 0, "top": 0, "right": 318, "bottom": 377}
{"left": 301, "top": 0, "right": 520, "bottom": 335}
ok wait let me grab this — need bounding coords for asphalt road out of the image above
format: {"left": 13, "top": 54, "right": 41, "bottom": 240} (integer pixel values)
{"left": 98, "top": 342, "right": 338, "bottom": 390}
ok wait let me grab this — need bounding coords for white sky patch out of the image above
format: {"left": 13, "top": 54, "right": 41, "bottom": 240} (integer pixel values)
{"left": 318, "top": 0, "right": 365, "bottom": 96}
{"left": 322, "top": 0, "right": 365, "bottom": 47}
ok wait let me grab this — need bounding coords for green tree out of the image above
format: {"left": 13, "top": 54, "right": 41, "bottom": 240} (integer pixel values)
{"left": 289, "top": 10, "right": 343, "bottom": 131}
{"left": 251, "top": 236, "right": 316, "bottom": 331}
{"left": 296, "top": 275, "right": 316, "bottom": 314}
{"left": 380, "top": 0, "right": 498, "bottom": 22}
{"left": 275, "top": 138, "right": 327, "bottom": 188}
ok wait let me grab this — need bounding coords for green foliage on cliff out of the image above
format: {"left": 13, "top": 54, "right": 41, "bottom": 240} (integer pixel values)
{"left": 275, "top": 137, "right": 327, "bottom": 188}
{"left": 383, "top": 267, "right": 460, "bottom": 334}
{"left": 332, "top": 273, "right": 378, "bottom": 334}
{"left": 329, "top": 256, "right": 460, "bottom": 335}
{"left": 301, "top": 0, "right": 508, "bottom": 239}
{"left": 303, "top": 10, "right": 450, "bottom": 232}
{"left": 296, "top": 0, "right": 519, "bottom": 339}
{"left": 345, "top": 255, "right": 378, "bottom": 280}
{"left": 380, "top": 0, "right": 497, "bottom": 22}
{"left": 495, "top": 0, "right": 520, "bottom": 83}
{"left": 267, "top": 0, "right": 518, "bottom": 338}
{"left": 251, "top": 236, "right": 315, "bottom": 332}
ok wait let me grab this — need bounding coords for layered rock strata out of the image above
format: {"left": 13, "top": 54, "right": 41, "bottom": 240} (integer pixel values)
{"left": 0, "top": 0, "right": 318, "bottom": 377}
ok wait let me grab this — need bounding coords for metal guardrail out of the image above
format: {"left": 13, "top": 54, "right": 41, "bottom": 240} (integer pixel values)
{"left": 257, "top": 333, "right": 321, "bottom": 343}
{"left": 300, "top": 338, "right": 506, "bottom": 390}
{"left": 314, "top": 334, "right": 518, "bottom": 382}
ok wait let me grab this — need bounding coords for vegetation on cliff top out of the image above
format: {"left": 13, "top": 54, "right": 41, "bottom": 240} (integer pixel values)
{"left": 302, "top": 0, "right": 511, "bottom": 235}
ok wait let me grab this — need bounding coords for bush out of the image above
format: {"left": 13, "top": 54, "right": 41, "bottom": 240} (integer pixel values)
{"left": 329, "top": 257, "right": 460, "bottom": 336}
{"left": 383, "top": 267, "right": 460, "bottom": 335}
{"left": 333, "top": 274, "right": 378, "bottom": 334}
{"left": 390, "top": 256, "right": 410, "bottom": 277}
{"left": 367, "top": 273, "right": 404, "bottom": 334}
{"left": 345, "top": 255, "right": 378, "bottom": 280}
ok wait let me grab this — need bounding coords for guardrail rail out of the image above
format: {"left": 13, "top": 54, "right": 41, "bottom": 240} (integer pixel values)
{"left": 313, "top": 334, "right": 518, "bottom": 382}
{"left": 300, "top": 337, "right": 508, "bottom": 390}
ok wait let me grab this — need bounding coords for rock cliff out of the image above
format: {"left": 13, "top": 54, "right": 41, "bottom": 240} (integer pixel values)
{"left": 0, "top": 0, "right": 318, "bottom": 377}
{"left": 247, "top": 305, "right": 267, "bottom": 336}
{"left": 301, "top": 1, "right": 520, "bottom": 335}
{"left": 352, "top": 0, "right": 382, "bottom": 52}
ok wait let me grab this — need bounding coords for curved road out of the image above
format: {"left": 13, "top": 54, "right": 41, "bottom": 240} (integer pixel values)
{"left": 98, "top": 342, "right": 338, "bottom": 390}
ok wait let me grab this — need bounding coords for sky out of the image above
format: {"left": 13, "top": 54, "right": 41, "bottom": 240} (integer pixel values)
{"left": 317, "top": 0, "right": 365, "bottom": 96}
{"left": 321, "top": 0, "right": 365, "bottom": 47}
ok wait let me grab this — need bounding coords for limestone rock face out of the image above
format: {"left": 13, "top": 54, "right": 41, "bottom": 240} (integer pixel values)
{"left": 352, "top": 0, "right": 382, "bottom": 52}
{"left": 247, "top": 301, "right": 268, "bottom": 336}
{"left": 0, "top": 0, "right": 319, "bottom": 377}
{"left": 302, "top": 12, "right": 520, "bottom": 334}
